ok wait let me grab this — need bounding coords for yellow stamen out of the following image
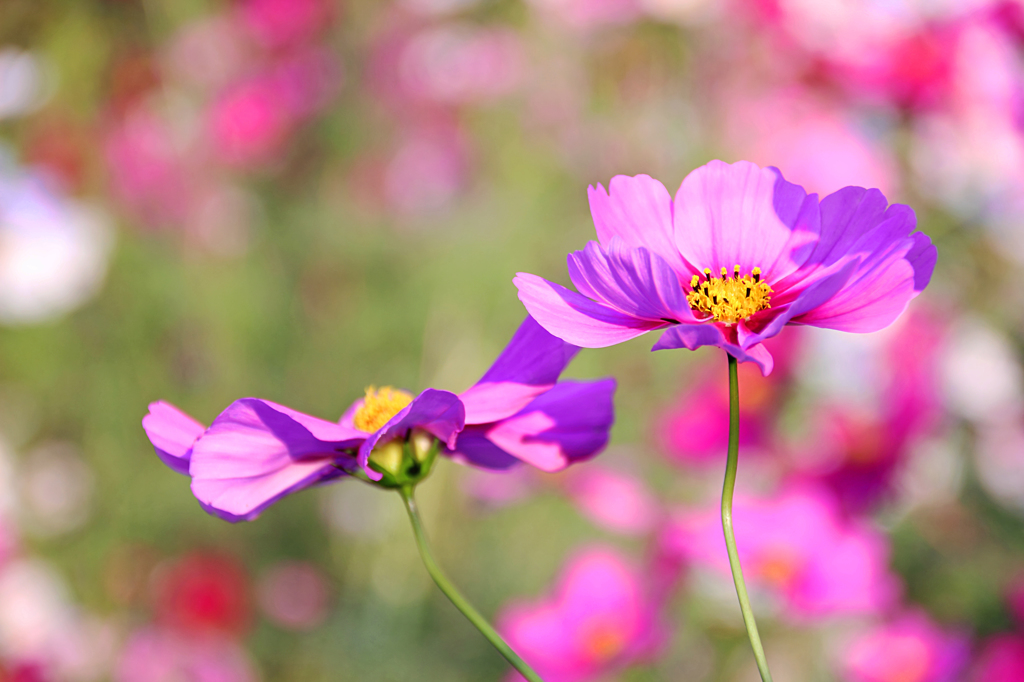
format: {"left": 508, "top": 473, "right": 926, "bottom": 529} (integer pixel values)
{"left": 686, "top": 264, "right": 772, "bottom": 324}
{"left": 352, "top": 386, "right": 413, "bottom": 432}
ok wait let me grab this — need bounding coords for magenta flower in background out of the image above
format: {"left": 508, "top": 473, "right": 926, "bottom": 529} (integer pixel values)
{"left": 562, "top": 465, "right": 659, "bottom": 535}
{"left": 207, "top": 76, "right": 294, "bottom": 168}
{"left": 143, "top": 316, "right": 615, "bottom": 521}
{"left": 498, "top": 546, "right": 665, "bottom": 682}
{"left": 974, "top": 634, "right": 1024, "bottom": 681}
{"left": 661, "top": 485, "right": 900, "bottom": 620}
{"left": 841, "top": 612, "right": 969, "bottom": 682}
{"left": 236, "top": 0, "right": 333, "bottom": 51}
{"left": 515, "top": 160, "right": 936, "bottom": 374}
{"left": 115, "top": 627, "right": 257, "bottom": 682}
{"left": 656, "top": 332, "right": 799, "bottom": 467}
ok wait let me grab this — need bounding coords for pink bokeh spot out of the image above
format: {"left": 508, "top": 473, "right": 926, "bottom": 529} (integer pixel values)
{"left": 499, "top": 546, "right": 665, "bottom": 682}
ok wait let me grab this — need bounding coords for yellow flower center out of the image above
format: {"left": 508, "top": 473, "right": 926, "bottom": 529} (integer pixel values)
{"left": 352, "top": 386, "right": 413, "bottom": 432}
{"left": 687, "top": 265, "right": 773, "bottom": 325}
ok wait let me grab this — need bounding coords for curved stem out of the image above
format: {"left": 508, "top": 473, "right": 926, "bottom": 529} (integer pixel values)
{"left": 722, "top": 354, "right": 774, "bottom": 682}
{"left": 398, "top": 485, "right": 544, "bottom": 682}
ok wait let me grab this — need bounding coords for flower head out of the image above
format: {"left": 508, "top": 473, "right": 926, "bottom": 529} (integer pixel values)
{"left": 841, "top": 612, "right": 969, "bottom": 682}
{"left": 498, "top": 547, "right": 665, "bottom": 682}
{"left": 142, "top": 317, "right": 615, "bottom": 522}
{"left": 661, "top": 485, "right": 900, "bottom": 621}
{"left": 514, "top": 160, "right": 936, "bottom": 374}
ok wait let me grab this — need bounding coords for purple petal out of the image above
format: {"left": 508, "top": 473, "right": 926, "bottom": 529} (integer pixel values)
{"left": 588, "top": 174, "right": 689, "bottom": 274}
{"left": 652, "top": 324, "right": 775, "bottom": 376}
{"left": 514, "top": 272, "right": 668, "bottom": 347}
{"left": 460, "top": 316, "right": 580, "bottom": 424}
{"left": 446, "top": 428, "right": 522, "bottom": 470}
{"left": 189, "top": 398, "right": 364, "bottom": 521}
{"left": 673, "top": 160, "right": 811, "bottom": 281}
{"left": 142, "top": 401, "right": 206, "bottom": 475}
{"left": 740, "top": 258, "right": 860, "bottom": 346}
{"left": 479, "top": 379, "right": 616, "bottom": 471}
{"left": 567, "top": 241, "right": 695, "bottom": 323}
{"left": 357, "top": 388, "right": 465, "bottom": 480}
{"left": 906, "top": 231, "right": 937, "bottom": 292}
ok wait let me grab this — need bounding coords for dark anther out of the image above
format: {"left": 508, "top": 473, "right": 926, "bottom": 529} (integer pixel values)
{"left": 712, "top": 295, "right": 718, "bottom": 304}
{"left": 753, "top": 272, "right": 760, "bottom": 282}
{"left": 746, "top": 287, "right": 751, "bottom": 297}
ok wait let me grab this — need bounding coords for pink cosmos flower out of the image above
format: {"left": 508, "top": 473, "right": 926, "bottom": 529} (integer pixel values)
{"left": 398, "top": 25, "right": 525, "bottom": 105}
{"left": 723, "top": 87, "right": 899, "bottom": 197}
{"left": 236, "top": 0, "right": 333, "bottom": 51}
{"left": 207, "top": 76, "right": 293, "bottom": 168}
{"left": 661, "top": 485, "right": 899, "bottom": 620}
{"left": 656, "top": 332, "right": 798, "bottom": 467}
{"left": 841, "top": 612, "right": 969, "bottom": 682}
{"left": 114, "top": 627, "right": 257, "bottom": 682}
{"left": 788, "top": 309, "right": 946, "bottom": 513}
{"left": 514, "top": 160, "right": 936, "bottom": 375}
{"left": 498, "top": 546, "right": 665, "bottom": 682}
{"left": 563, "top": 466, "right": 659, "bottom": 535}
{"left": 142, "top": 317, "right": 615, "bottom": 521}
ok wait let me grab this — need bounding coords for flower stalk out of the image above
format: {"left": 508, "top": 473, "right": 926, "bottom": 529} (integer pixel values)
{"left": 398, "top": 484, "right": 544, "bottom": 682}
{"left": 722, "top": 353, "right": 774, "bottom": 682}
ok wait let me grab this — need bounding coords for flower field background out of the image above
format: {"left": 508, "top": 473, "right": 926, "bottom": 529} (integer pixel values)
{"left": 0, "top": 0, "right": 1022, "bottom": 680}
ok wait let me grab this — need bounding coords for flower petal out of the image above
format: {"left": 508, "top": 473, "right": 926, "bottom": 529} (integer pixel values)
{"left": 514, "top": 272, "right": 668, "bottom": 347}
{"left": 589, "top": 174, "right": 689, "bottom": 274}
{"left": 189, "top": 398, "right": 363, "bottom": 521}
{"left": 460, "top": 316, "right": 580, "bottom": 424}
{"left": 652, "top": 324, "right": 775, "bottom": 375}
{"left": 567, "top": 241, "right": 695, "bottom": 322}
{"left": 445, "top": 428, "right": 522, "bottom": 470}
{"left": 481, "top": 379, "right": 616, "bottom": 471}
{"left": 673, "top": 160, "right": 809, "bottom": 279}
{"left": 357, "top": 388, "right": 465, "bottom": 480}
{"left": 906, "top": 231, "right": 937, "bottom": 293}
{"left": 142, "top": 401, "right": 206, "bottom": 475}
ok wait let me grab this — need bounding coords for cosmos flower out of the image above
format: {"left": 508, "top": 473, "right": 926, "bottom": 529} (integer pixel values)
{"left": 498, "top": 546, "right": 665, "bottom": 682}
{"left": 841, "top": 611, "right": 969, "bottom": 682}
{"left": 142, "top": 317, "right": 615, "bottom": 522}
{"left": 661, "top": 485, "right": 900, "bottom": 620}
{"left": 514, "top": 160, "right": 936, "bottom": 375}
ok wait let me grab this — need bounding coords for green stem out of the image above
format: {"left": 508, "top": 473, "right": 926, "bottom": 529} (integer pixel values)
{"left": 723, "top": 354, "right": 774, "bottom": 682}
{"left": 398, "top": 485, "right": 544, "bottom": 682}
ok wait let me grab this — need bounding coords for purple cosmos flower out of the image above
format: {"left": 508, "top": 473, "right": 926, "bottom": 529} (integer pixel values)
{"left": 514, "top": 160, "right": 937, "bottom": 375}
{"left": 142, "top": 316, "right": 615, "bottom": 522}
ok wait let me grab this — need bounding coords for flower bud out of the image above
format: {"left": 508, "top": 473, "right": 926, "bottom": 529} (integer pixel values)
{"left": 368, "top": 440, "right": 404, "bottom": 478}
{"left": 410, "top": 430, "right": 436, "bottom": 463}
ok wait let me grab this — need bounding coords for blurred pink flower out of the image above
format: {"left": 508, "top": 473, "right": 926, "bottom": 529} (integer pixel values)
{"left": 383, "top": 122, "right": 469, "bottom": 215}
{"left": 256, "top": 561, "right": 330, "bottom": 631}
{"left": 207, "top": 76, "right": 293, "bottom": 168}
{"left": 662, "top": 485, "right": 900, "bottom": 621}
{"left": 841, "top": 612, "right": 969, "bottom": 682}
{"left": 656, "top": 332, "right": 799, "bottom": 467}
{"left": 563, "top": 466, "right": 658, "bottom": 535}
{"left": 164, "top": 16, "right": 253, "bottom": 93}
{"left": 723, "top": 87, "right": 899, "bottom": 197}
{"left": 498, "top": 547, "right": 665, "bottom": 682}
{"left": 114, "top": 627, "right": 257, "bottom": 682}
{"left": 104, "top": 110, "right": 195, "bottom": 228}
{"left": 237, "top": 0, "right": 333, "bottom": 51}
{"left": 151, "top": 553, "right": 252, "bottom": 637}
{"left": 460, "top": 466, "right": 537, "bottom": 507}
{"left": 398, "top": 25, "right": 525, "bottom": 105}
{"left": 793, "top": 310, "right": 947, "bottom": 513}
{"left": 528, "top": 0, "right": 641, "bottom": 30}
{"left": 974, "top": 633, "right": 1024, "bottom": 681}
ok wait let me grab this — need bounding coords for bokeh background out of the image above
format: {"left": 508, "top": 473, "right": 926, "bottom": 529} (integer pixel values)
{"left": 1, "top": 0, "right": 1024, "bottom": 680}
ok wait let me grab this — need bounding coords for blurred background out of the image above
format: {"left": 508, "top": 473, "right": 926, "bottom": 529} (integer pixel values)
{"left": 0, "top": 0, "right": 1022, "bottom": 680}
